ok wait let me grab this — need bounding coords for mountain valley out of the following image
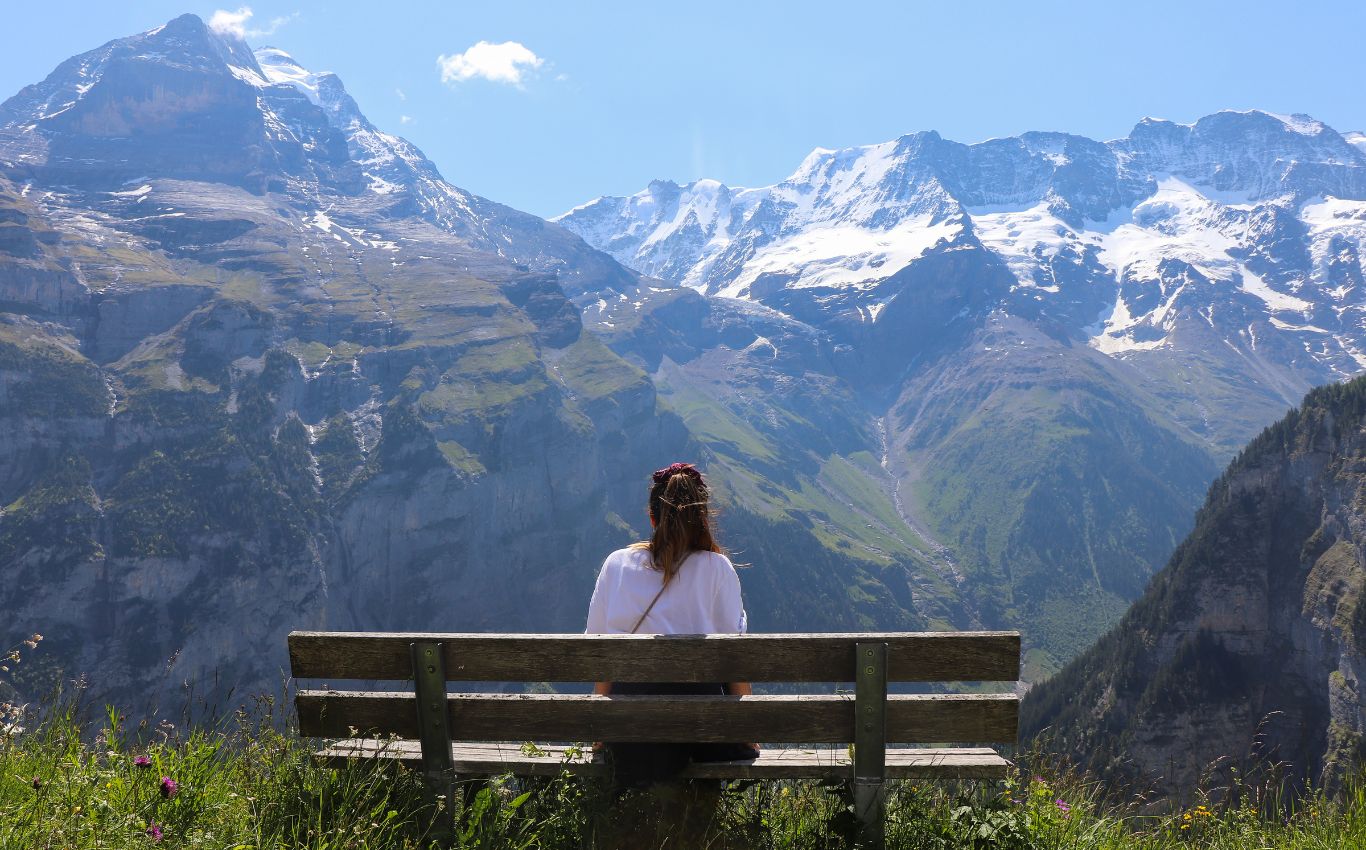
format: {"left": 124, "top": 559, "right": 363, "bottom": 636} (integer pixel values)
{"left": 2, "top": 13, "right": 1365, "bottom": 708}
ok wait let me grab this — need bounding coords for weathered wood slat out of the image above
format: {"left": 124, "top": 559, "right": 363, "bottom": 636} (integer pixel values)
{"left": 288, "top": 631, "right": 1021, "bottom": 683}
{"left": 315, "top": 740, "right": 1012, "bottom": 780}
{"left": 296, "top": 691, "right": 1018, "bottom": 744}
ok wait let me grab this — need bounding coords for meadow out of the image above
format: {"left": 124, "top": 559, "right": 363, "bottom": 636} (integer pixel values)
{"left": 2, "top": 689, "right": 1363, "bottom": 850}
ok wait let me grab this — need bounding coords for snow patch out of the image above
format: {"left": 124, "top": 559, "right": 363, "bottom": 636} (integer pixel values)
{"left": 1263, "top": 111, "right": 1328, "bottom": 136}
{"left": 968, "top": 202, "right": 1073, "bottom": 290}
{"left": 227, "top": 64, "right": 269, "bottom": 88}
{"left": 254, "top": 47, "right": 325, "bottom": 106}
{"left": 716, "top": 215, "right": 960, "bottom": 298}
{"left": 108, "top": 185, "right": 152, "bottom": 199}
{"left": 1239, "top": 267, "right": 1313, "bottom": 313}
{"left": 1094, "top": 177, "right": 1244, "bottom": 283}
{"left": 365, "top": 173, "right": 402, "bottom": 195}
{"left": 1269, "top": 317, "right": 1330, "bottom": 334}
{"left": 1301, "top": 195, "right": 1366, "bottom": 292}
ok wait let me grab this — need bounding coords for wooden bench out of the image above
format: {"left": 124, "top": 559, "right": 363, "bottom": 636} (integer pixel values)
{"left": 288, "top": 631, "right": 1021, "bottom": 847}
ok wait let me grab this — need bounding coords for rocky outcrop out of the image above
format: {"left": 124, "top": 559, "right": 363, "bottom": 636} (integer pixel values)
{"left": 1022, "top": 376, "right": 1366, "bottom": 796}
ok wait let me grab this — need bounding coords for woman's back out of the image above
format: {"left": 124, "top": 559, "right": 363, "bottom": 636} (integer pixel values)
{"left": 585, "top": 547, "right": 746, "bottom": 636}
{"left": 584, "top": 462, "right": 758, "bottom": 797}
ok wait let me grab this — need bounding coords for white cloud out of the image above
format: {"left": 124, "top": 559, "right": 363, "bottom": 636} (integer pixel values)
{"left": 400, "top": 115, "right": 413, "bottom": 124}
{"left": 437, "top": 41, "right": 544, "bottom": 87}
{"left": 395, "top": 87, "right": 407, "bottom": 101}
{"left": 209, "top": 6, "right": 253, "bottom": 38}
{"left": 208, "top": 7, "right": 297, "bottom": 39}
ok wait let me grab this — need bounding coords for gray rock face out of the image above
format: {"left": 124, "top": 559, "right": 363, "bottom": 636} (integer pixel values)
{"left": 1022, "top": 377, "right": 1366, "bottom": 797}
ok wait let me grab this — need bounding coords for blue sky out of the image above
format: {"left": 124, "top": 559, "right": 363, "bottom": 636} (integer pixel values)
{"left": 3, "top": 2, "right": 1361, "bottom": 218}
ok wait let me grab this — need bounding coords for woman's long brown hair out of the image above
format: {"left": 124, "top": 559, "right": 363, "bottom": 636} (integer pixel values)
{"left": 632, "top": 465, "right": 723, "bottom": 583}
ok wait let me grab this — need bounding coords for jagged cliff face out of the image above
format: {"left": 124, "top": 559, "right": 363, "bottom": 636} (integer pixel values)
{"left": 1021, "top": 377, "right": 1366, "bottom": 796}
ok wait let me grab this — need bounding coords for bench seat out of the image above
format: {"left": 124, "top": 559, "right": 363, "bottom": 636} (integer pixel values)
{"left": 289, "top": 630, "right": 1022, "bottom": 848}
{"left": 316, "top": 740, "right": 1013, "bottom": 780}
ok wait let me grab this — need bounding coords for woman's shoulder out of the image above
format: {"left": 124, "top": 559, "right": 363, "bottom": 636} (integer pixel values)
{"left": 690, "top": 550, "right": 736, "bottom": 574}
{"left": 604, "top": 545, "right": 653, "bottom": 569}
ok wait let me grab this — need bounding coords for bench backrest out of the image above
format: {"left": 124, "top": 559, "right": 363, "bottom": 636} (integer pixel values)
{"left": 289, "top": 631, "right": 1021, "bottom": 748}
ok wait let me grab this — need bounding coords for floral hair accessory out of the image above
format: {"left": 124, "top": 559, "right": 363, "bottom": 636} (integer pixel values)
{"left": 652, "top": 462, "right": 703, "bottom": 484}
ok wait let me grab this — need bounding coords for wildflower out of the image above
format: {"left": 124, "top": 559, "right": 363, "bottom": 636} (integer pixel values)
{"left": 1055, "top": 798, "right": 1071, "bottom": 816}
{"left": 145, "top": 822, "right": 163, "bottom": 842}
{"left": 134, "top": 755, "right": 152, "bottom": 769}
{"left": 31, "top": 777, "right": 41, "bottom": 790}
{"left": 159, "top": 777, "right": 178, "bottom": 799}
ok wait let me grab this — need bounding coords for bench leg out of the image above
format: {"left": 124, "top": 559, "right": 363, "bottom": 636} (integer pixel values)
{"left": 412, "top": 641, "right": 456, "bottom": 844}
{"left": 854, "top": 641, "right": 888, "bottom": 850}
{"left": 853, "top": 779, "right": 885, "bottom": 849}
{"left": 423, "top": 772, "right": 456, "bottom": 845}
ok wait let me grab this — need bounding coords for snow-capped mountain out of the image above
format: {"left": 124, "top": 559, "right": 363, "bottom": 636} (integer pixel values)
{"left": 0, "top": 13, "right": 630, "bottom": 293}
{"left": 558, "top": 112, "right": 1366, "bottom": 376}
{"left": 0, "top": 15, "right": 463, "bottom": 211}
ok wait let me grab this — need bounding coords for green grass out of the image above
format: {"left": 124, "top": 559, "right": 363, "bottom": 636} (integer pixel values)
{"left": 7, "top": 691, "right": 1366, "bottom": 849}
{"left": 546, "top": 334, "right": 648, "bottom": 404}
{"left": 0, "top": 331, "right": 109, "bottom": 419}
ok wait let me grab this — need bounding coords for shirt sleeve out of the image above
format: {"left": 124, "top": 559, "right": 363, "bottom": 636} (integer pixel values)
{"left": 712, "top": 554, "right": 747, "bottom": 634}
{"left": 585, "top": 555, "right": 613, "bottom": 634}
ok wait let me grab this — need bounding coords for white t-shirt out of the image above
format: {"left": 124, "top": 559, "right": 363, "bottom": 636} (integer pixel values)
{"left": 585, "top": 547, "right": 748, "bottom": 635}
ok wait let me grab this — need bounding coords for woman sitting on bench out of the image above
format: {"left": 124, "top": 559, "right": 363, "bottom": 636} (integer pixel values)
{"left": 585, "top": 462, "right": 760, "bottom": 788}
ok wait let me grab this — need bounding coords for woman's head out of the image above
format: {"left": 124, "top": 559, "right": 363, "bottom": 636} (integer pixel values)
{"left": 641, "top": 462, "right": 722, "bottom": 581}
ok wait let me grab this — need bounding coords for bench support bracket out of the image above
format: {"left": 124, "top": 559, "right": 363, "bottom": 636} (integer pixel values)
{"left": 412, "top": 641, "right": 454, "bottom": 836}
{"left": 853, "top": 641, "right": 887, "bottom": 850}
